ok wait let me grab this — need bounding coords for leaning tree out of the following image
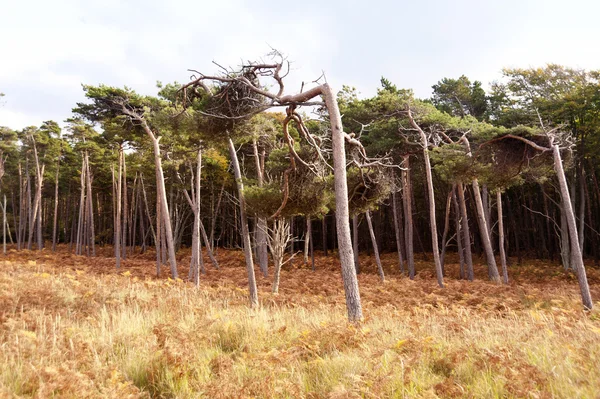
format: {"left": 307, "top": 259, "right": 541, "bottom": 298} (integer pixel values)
{"left": 180, "top": 53, "right": 375, "bottom": 321}
{"left": 487, "top": 121, "right": 594, "bottom": 310}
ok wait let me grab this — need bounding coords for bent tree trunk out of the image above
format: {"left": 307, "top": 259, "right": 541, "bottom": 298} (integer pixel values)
{"left": 365, "top": 210, "right": 384, "bottom": 281}
{"left": 149, "top": 135, "right": 178, "bottom": 279}
{"left": 228, "top": 137, "right": 259, "bottom": 307}
{"left": 407, "top": 109, "right": 444, "bottom": 288}
{"left": 472, "top": 179, "right": 501, "bottom": 282}
{"left": 553, "top": 144, "right": 593, "bottom": 309}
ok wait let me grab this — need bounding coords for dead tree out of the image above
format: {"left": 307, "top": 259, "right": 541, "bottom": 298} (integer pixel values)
{"left": 181, "top": 54, "right": 365, "bottom": 321}
{"left": 265, "top": 218, "right": 293, "bottom": 294}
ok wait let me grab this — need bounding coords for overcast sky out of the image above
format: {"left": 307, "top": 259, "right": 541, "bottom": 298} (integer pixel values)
{"left": 1, "top": 0, "right": 599, "bottom": 130}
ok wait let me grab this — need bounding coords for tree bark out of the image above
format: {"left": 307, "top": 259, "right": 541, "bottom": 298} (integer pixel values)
{"left": 52, "top": 156, "right": 60, "bottom": 251}
{"left": 391, "top": 191, "right": 405, "bottom": 273}
{"left": 228, "top": 137, "right": 259, "bottom": 308}
{"left": 85, "top": 152, "right": 95, "bottom": 256}
{"left": 304, "top": 217, "right": 310, "bottom": 265}
{"left": 552, "top": 144, "right": 593, "bottom": 309}
{"left": 457, "top": 182, "right": 474, "bottom": 280}
{"left": 452, "top": 186, "right": 465, "bottom": 279}
{"left": 472, "top": 179, "right": 501, "bottom": 282}
{"left": 115, "top": 149, "right": 122, "bottom": 267}
{"left": 253, "top": 139, "right": 269, "bottom": 276}
{"left": 365, "top": 210, "right": 385, "bottom": 282}
{"left": 352, "top": 214, "right": 360, "bottom": 274}
{"left": 440, "top": 189, "right": 453, "bottom": 273}
{"left": 402, "top": 155, "right": 415, "bottom": 279}
{"left": 407, "top": 108, "right": 444, "bottom": 288}
{"left": 323, "top": 84, "right": 363, "bottom": 321}
{"left": 497, "top": 191, "right": 508, "bottom": 284}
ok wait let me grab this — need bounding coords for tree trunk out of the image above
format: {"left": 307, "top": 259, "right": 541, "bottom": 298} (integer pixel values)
{"left": 52, "top": 157, "right": 60, "bottom": 251}
{"left": 452, "top": 186, "right": 465, "bottom": 279}
{"left": 322, "top": 216, "right": 328, "bottom": 256}
{"left": 76, "top": 157, "right": 86, "bottom": 256}
{"left": 365, "top": 210, "right": 384, "bottom": 282}
{"left": 253, "top": 139, "right": 269, "bottom": 276}
{"left": 440, "top": 189, "right": 453, "bottom": 273}
{"left": 552, "top": 144, "right": 593, "bottom": 309}
{"left": 323, "top": 84, "right": 363, "bottom": 322}
{"left": 578, "top": 169, "right": 585, "bottom": 253}
{"left": 228, "top": 137, "right": 259, "bottom": 308}
{"left": 497, "top": 191, "right": 508, "bottom": 284}
{"left": 2, "top": 195, "right": 6, "bottom": 255}
{"left": 457, "top": 182, "right": 474, "bottom": 280}
{"left": 472, "top": 179, "right": 501, "bottom": 282}
{"left": 115, "top": 150, "right": 122, "bottom": 267}
{"left": 407, "top": 109, "right": 444, "bottom": 288}
{"left": 149, "top": 134, "right": 178, "bottom": 279}
{"left": 402, "top": 155, "right": 415, "bottom": 279}
{"left": 391, "top": 191, "right": 405, "bottom": 273}
{"left": 304, "top": 217, "right": 310, "bottom": 265}
{"left": 85, "top": 152, "right": 95, "bottom": 256}
{"left": 352, "top": 214, "right": 360, "bottom": 274}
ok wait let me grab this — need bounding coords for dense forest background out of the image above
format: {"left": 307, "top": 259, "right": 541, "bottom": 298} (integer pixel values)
{"left": 1, "top": 62, "right": 599, "bottom": 311}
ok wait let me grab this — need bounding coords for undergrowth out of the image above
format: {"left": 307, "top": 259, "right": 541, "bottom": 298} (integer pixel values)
{"left": 0, "top": 247, "right": 599, "bottom": 398}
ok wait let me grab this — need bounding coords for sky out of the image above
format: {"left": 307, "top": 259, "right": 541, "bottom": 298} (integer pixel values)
{"left": 1, "top": 0, "right": 600, "bottom": 130}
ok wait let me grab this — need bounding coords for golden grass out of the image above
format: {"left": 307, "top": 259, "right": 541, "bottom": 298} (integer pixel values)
{"left": 0, "top": 247, "right": 599, "bottom": 398}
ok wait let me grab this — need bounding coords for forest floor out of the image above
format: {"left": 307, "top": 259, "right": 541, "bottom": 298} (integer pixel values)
{"left": 1, "top": 246, "right": 600, "bottom": 398}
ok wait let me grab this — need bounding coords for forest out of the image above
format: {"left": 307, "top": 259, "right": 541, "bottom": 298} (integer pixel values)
{"left": 1, "top": 57, "right": 600, "bottom": 398}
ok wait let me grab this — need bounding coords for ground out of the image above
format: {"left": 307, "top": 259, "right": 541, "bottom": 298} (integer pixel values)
{"left": 1, "top": 246, "right": 599, "bottom": 398}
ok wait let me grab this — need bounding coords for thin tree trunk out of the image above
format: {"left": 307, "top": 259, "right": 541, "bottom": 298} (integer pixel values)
{"left": 402, "top": 155, "right": 415, "bottom": 279}
{"left": 452, "top": 186, "right": 465, "bottom": 279}
{"left": 304, "top": 217, "right": 310, "bottom": 265}
{"left": 440, "top": 189, "right": 453, "bottom": 273}
{"left": 407, "top": 109, "right": 444, "bottom": 288}
{"left": 210, "top": 183, "right": 225, "bottom": 251}
{"left": 2, "top": 195, "right": 6, "bottom": 255}
{"left": 352, "top": 214, "right": 360, "bottom": 274}
{"left": 52, "top": 157, "right": 60, "bottom": 251}
{"left": 391, "top": 191, "right": 404, "bottom": 273}
{"left": 578, "top": 169, "right": 585, "bottom": 253}
{"left": 122, "top": 156, "right": 128, "bottom": 259}
{"left": 228, "top": 137, "right": 259, "bottom": 308}
{"left": 322, "top": 216, "right": 328, "bottom": 256}
{"left": 472, "top": 179, "right": 501, "bottom": 282}
{"left": 309, "top": 217, "right": 315, "bottom": 271}
{"left": 497, "top": 191, "right": 508, "bottom": 284}
{"left": 253, "top": 139, "right": 269, "bottom": 276}
{"left": 76, "top": 157, "right": 86, "bottom": 256}
{"left": 115, "top": 149, "right": 122, "bottom": 267}
{"left": 85, "top": 152, "right": 95, "bottom": 256}
{"left": 457, "top": 182, "right": 474, "bottom": 280}
{"left": 365, "top": 210, "right": 384, "bottom": 282}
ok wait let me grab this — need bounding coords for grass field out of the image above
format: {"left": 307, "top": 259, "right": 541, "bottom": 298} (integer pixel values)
{"left": 1, "top": 247, "right": 599, "bottom": 398}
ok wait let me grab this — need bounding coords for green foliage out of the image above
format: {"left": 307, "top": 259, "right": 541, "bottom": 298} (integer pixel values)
{"left": 431, "top": 75, "right": 488, "bottom": 121}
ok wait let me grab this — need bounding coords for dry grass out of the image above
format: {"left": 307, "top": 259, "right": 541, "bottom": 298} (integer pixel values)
{"left": 1, "top": 246, "right": 599, "bottom": 398}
